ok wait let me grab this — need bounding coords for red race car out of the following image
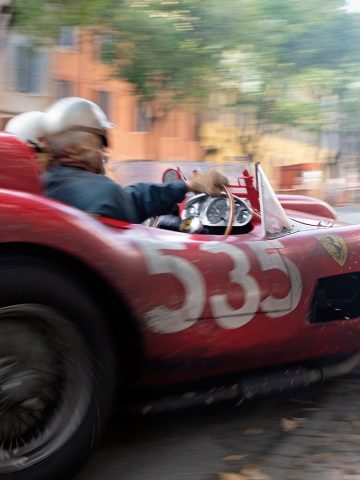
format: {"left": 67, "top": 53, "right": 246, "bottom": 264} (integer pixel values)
{"left": 0, "top": 133, "right": 358, "bottom": 480}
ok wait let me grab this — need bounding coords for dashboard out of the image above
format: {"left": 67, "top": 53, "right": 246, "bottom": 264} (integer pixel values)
{"left": 181, "top": 193, "right": 253, "bottom": 228}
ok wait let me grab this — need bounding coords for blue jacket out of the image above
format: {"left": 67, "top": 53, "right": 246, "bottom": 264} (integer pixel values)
{"left": 43, "top": 165, "right": 188, "bottom": 223}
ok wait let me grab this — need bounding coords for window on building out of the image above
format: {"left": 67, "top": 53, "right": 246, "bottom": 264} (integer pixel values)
{"left": 11, "top": 41, "right": 49, "bottom": 94}
{"left": 96, "top": 91, "right": 111, "bottom": 119}
{"left": 58, "top": 27, "right": 77, "bottom": 49}
{"left": 99, "top": 34, "right": 114, "bottom": 63}
{"left": 55, "top": 80, "right": 73, "bottom": 99}
{"left": 0, "top": 4, "right": 11, "bottom": 49}
{"left": 135, "top": 103, "right": 152, "bottom": 132}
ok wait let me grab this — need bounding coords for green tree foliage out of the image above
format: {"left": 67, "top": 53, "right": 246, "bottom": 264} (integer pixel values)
{"left": 215, "top": 0, "right": 360, "bottom": 158}
{"left": 11, "top": 0, "right": 248, "bottom": 103}
{"left": 10, "top": 0, "right": 360, "bottom": 142}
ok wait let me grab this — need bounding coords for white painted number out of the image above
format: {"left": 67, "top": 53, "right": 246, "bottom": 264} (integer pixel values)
{"left": 135, "top": 237, "right": 302, "bottom": 333}
{"left": 135, "top": 238, "right": 206, "bottom": 333}
{"left": 200, "top": 243, "right": 260, "bottom": 329}
{"left": 247, "top": 240, "right": 302, "bottom": 318}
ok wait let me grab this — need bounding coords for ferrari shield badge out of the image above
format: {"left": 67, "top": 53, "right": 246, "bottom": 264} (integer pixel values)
{"left": 317, "top": 234, "right": 347, "bottom": 266}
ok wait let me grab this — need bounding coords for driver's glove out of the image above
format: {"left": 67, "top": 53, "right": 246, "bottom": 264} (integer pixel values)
{"left": 187, "top": 169, "right": 228, "bottom": 197}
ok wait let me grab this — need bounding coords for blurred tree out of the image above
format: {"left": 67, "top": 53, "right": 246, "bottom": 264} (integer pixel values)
{"left": 10, "top": 0, "right": 360, "bottom": 162}
{"left": 10, "top": 0, "right": 249, "bottom": 106}
{"left": 216, "top": 0, "right": 360, "bottom": 161}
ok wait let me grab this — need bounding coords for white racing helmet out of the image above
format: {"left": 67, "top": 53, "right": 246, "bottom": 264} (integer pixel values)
{"left": 45, "top": 97, "right": 114, "bottom": 147}
{"left": 5, "top": 111, "right": 47, "bottom": 151}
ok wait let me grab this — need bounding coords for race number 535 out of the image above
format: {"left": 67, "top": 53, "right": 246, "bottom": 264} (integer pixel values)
{"left": 135, "top": 238, "right": 302, "bottom": 333}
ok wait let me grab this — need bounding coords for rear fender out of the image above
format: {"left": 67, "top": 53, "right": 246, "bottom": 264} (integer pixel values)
{"left": 0, "top": 189, "right": 148, "bottom": 378}
{"left": 278, "top": 194, "right": 337, "bottom": 220}
{"left": 0, "top": 189, "right": 147, "bottom": 326}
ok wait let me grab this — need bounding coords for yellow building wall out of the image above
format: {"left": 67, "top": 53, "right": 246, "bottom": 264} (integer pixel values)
{"left": 200, "top": 122, "right": 334, "bottom": 194}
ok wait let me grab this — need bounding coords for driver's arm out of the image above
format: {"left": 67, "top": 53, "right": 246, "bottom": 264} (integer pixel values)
{"left": 108, "top": 169, "right": 228, "bottom": 224}
{"left": 122, "top": 180, "right": 188, "bottom": 223}
{"left": 123, "top": 170, "right": 228, "bottom": 223}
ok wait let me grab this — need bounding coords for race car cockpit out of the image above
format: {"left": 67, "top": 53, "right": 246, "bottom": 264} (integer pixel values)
{"left": 153, "top": 163, "right": 293, "bottom": 237}
{"left": 0, "top": 134, "right": 334, "bottom": 239}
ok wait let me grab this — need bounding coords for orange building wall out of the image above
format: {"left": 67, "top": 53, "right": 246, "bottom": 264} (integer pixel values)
{"left": 52, "top": 30, "right": 203, "bottom": 163}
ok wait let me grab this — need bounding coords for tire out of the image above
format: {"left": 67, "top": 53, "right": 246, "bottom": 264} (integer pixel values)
{"left": 0, "top": 256, "right": 116, "bottom": 480}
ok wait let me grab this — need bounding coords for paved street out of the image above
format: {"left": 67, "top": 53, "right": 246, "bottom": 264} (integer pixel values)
{"left": 76, "top": 205, "right": 360, "bottom": 480}
{"left": 77, "top": 375, "right": 360, "bottom": 480}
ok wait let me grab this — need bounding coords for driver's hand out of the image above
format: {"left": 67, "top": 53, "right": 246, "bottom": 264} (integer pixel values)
{"left": 187, "top": 169, "right": 228, "bottom": 197}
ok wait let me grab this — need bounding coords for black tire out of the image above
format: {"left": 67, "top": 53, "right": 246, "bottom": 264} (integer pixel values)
{"left": 0, "top": 256, "right": 116, "bottom": 480}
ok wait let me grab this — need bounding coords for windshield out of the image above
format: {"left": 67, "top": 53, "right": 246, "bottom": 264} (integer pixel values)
{"left": 108, "top": 161, "right": 256, "bottom": 185}
{"left": 256, "top": 164, "right": 292, "bottom": 237}
{"left": 109, "top": 161, "right": 292, "bottom": 237}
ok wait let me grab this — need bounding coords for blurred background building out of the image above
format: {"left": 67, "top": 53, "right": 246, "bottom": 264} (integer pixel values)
{"left": 2, "top": 0, "right": 360, "bottom": 205}
{"left": 0, "top": 27, "right": 203, "bottom": 162}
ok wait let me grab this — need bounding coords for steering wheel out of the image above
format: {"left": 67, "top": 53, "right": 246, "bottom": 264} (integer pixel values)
{"left": 222, "top": 185, "right": 235, "bottom": 235}
{"left": 153, "top": 185, "right": 236, "bottom": 234}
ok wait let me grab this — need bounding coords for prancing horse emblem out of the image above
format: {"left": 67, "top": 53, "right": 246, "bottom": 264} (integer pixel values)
{"left": 317, "top": 234, "right": 347, "bottom": 267}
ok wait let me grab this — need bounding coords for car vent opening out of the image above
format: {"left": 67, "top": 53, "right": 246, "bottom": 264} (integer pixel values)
{"left": 309, "top": 272, "right": 360, "bottom": 324}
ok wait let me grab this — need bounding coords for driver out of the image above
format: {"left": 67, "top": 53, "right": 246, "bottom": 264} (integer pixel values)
{"left": 42, "top": 97, "right": 228, "bottom": 224}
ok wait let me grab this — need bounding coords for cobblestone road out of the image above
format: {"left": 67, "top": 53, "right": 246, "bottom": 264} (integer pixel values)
{"left": 77, "top": 373, "right": 360, "bottom": 480}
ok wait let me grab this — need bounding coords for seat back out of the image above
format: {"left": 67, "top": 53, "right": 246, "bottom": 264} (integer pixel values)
{"left": 0, "top": 133, "right": 42, "bottom": 195}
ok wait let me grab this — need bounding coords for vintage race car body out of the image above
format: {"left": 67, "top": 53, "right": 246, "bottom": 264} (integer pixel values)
{"left": 0, "top": 133, "right": 358, "bottom": 381}
{"left": 0, "top": 132, "right": 359, "bottom": 480}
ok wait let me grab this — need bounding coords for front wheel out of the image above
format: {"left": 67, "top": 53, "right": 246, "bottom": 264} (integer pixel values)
{"left": 0, "top": 257, "right": 116, "bottom": 480}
